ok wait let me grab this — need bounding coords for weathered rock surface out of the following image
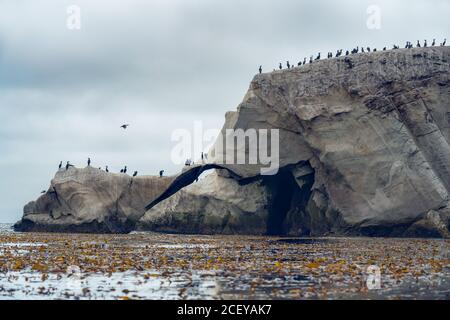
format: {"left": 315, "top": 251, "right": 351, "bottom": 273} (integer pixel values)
{"left": 14, "top": 167, "right": 174, "bottom": 233}
{"left": 137, "top": 171, "right": 270, "bottom": 234}
{"left": 141, "top": 47, "right": 450, "bottom": 238}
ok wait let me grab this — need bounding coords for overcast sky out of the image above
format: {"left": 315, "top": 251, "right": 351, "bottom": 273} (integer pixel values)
{"left": 0, "top": 0, "right": 448, "bottom": 222}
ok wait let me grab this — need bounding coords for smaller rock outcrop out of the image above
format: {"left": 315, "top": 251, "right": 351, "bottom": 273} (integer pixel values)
{"left": 14, "top": 167, "right": 174, "bottom": 233}
{"left": 137, "top": 171, "right": 270, "bottom": 234}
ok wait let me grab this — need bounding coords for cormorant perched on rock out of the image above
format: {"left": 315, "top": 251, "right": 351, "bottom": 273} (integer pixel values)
{"left": 417, "top": 40, "right": 421, "bottom": 47}
{"left": 383, "top": 47, "right": 387, "bottom": 51}
{"left": 120, "top": 169, "right": 124, "bottom": 173}
{"left": 105, "top": 166, "right": 109, "bottom": 173}
{"left": 133, "top": 171, "right": 138, "bottom": 177}
{"left": 303, "top": 57, "right": 306, "bottom": 65}
{"left": 259, "top": 65, "right": 262, "bottom": 74}
{"left": 346, "top": 50, "right": 349, "bottom": 56}
{"left": 120, "top": 124, "right": 130, "bottom": 130}
{"left": 123, "top": 166, "right": 127, "bottom": 174}
{"left": 367, "top": 47, "right": 371, "bottom": 52}
{"left": 87, "top": 158, "right": 91, "bottom": 166}
{"left": 424, "top": 40, "right": 427, "bottom": 47}
{"left": 309, "top": 56, "right": 313, "bottom": 63}
{"left": 59, "top": 161, "right": 62, "bottom": 169}
{"left": 315, "top": 53, "right": 321, "bottom": 60}
{"left": 361, "top": 47, "right": 365, "bottom": 53}
{"left": 65, "top": 161, "right": 70, "bottom": 170}
{"left": 442, "top": 38, "right": 447, "bottom": 46}
{"left": 159, "top": 170, "right": 164, "bottom": 177}
{"left": 373, "top": 48, "right": 377, "bottom": 52}
{"left": 279, "top": 63, "right": 282, "bottom": 70}
{"left": 297, "top": 61, "right": 301, "bottom": 66}
{"left": 286, "top": 61, "right": 290, "bottom": 69}
{"left": 432, "top": 39, "right": 436, "bottom": 46}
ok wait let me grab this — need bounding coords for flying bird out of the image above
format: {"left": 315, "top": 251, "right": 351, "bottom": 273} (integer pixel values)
{"left": 120, "top": 124, "right": 130, "bottom": 130}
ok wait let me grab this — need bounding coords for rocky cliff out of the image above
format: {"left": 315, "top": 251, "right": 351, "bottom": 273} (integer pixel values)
{"left": 16, "top": 46, "right": 450, "bottom": 237}
{"left": 14, "top": 167, "right": 174, "bottom": 233}
{"left": 141, "top": 46, "right": 450, "bottom": 238}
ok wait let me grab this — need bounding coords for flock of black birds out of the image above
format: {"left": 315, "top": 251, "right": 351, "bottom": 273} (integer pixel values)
{"left": 52, "top": 123, "right": 166, "bottom": 192}
{"left": 259, "top": 38, "right": 447, "bottom": 73}
{"left": 58, "top": 157, "right": 158, "bottom": 178}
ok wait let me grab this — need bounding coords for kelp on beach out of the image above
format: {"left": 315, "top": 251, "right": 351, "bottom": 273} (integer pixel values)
{"left": 0, "top": 230, "right": 449, "bottom": 299}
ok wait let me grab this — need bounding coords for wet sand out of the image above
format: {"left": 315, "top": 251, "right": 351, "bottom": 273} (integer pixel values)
{"left": 0, "top": 225, "right": 448, "bottom": 300}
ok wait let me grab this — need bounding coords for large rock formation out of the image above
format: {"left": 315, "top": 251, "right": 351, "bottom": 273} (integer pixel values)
{"left": 14, "top": 167, "right": 174, "bottom": 233}
{"left": 141, "top": 46, "right": 450, "bottom": 238}
{"left": 16, "top": 46, "right": 450, "bottom": 237}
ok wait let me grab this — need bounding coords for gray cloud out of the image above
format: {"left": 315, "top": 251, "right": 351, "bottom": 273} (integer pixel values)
{"left": 0, "top": 0, "right": 448, "bottom": 222}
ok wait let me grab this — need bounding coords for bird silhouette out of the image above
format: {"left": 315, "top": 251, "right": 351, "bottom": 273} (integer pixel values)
{"left": 58, "top": 161, "right": 62, "bottom": 169}
{"left": 133, "top": 171, "right": 138, "bottom": 177}
{"left": 120, "top": 124, "right": 130, "bottom": 129}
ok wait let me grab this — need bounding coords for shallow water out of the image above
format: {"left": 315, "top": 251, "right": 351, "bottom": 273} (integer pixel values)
{"left": 0, "top": 224, "right": 449, "bottom": 300}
